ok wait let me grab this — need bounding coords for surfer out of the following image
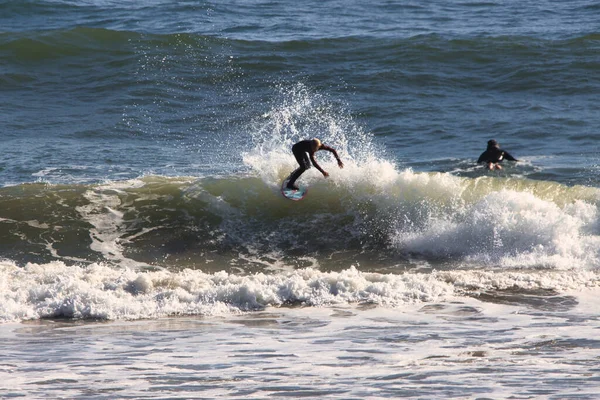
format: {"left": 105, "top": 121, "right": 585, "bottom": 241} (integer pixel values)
{"left": 286, "top": 138, "right": 344, "bottom": 190}
{"left": 477, "top": 139, "right": 518, "bottom": 170}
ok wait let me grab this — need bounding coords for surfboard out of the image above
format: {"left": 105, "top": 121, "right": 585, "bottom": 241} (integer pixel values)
{"left": 281, "top": 177, "right": 308, "bottom": 201}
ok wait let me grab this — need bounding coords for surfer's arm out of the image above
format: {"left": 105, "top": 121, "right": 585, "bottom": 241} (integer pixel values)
{"left": 321, "top": 145, "right": 344, "bottom": 168}
{"left": 503, "top": 151, "right": 518, "bottom": 161}
{"left": 309, "top": 154, "right": 329, "bottom": 177}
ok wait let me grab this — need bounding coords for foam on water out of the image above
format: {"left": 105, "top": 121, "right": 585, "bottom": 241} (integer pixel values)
{"left": 2, "top": 258, "right": 599, "bottom": 323}
{"left": 0, "top": 260, "right": 451, "bottom": 322}
{"left": 3, "top": 289, "right": 600, "bottom": 399}
{"left": 75, "top": 179, "right": 151, "bottom": 268}
{"left": 395, "top": 188, "right": 600, "bottom": 269}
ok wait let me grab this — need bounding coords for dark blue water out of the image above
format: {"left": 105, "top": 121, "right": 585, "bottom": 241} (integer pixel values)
{"left": 2, "top": 0, "right": 599, "bottom": 186}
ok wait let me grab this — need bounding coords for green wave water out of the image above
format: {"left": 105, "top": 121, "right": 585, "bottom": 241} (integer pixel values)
{"left": 1, "top": 172, "right": 598, "bottom": 272}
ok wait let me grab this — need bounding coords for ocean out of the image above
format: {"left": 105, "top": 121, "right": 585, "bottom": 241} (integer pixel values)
{"left": 1, "top": 0, "right": 600, "bottom": 398}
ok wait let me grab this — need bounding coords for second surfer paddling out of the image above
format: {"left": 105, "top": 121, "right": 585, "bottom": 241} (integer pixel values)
{"left": 477, "top": 139, "right": 518, "bottom": 170}
{"left": 286, "top": 138, "right": 344, "bottom": 190}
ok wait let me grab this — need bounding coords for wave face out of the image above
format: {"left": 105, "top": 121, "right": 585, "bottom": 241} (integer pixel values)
{"left": 1, "top": 171, "right": 598, "bottom": 273}
{"left": 4, "top": 168, "right": 597, "bottom": 324}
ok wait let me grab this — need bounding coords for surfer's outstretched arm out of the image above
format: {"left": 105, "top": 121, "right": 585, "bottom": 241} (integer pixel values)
{"left": 320, "top": 144, "right": 344, "bottom": 168}
{"left": 503, "top": 151, "right": 518, "bottom": 162}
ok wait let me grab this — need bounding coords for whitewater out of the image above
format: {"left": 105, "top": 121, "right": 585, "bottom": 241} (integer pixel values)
{"left": 3, "top": 0, "right": 600, "bottom": 398}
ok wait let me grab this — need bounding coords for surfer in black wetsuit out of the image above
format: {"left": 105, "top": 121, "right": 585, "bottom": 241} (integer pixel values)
{"left": 477, "top": 139, "right": 518, "bottom": 170}
{"left": 286, "top": 138, "right": 344, "bottom": 190}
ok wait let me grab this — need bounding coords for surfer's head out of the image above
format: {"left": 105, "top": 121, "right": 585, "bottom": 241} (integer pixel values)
{"left": 312, "top": 138, "right": 322, "bottom": 151}
{"left": 487, "top": 139, "right": 499, "bottom": 149}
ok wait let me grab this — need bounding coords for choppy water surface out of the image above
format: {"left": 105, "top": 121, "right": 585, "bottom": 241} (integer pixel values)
{"left": 2, "top": 0, "right": 600, "bottom": 398}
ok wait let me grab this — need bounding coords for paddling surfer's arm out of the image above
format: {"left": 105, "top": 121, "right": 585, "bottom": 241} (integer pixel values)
{"left": 502, "top": 151, "right": 518, "bottom": 161}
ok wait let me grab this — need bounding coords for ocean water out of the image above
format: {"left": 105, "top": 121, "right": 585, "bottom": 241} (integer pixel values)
{"left": 1, "top": 0, "right": 600, "bottom": 398}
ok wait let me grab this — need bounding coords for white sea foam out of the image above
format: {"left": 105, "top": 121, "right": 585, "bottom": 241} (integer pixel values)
{"left": 2, "top": 258, "right": 600, "bottom": 323}
{"left": 394, "top": 187, "right": 600, "bottom": 269}
{"left": 75, "top": 179, "right": 149, "bottom": 268}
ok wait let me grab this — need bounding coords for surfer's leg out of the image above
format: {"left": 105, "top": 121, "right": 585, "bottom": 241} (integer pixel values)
{"left": 287, "top": 167, "right": 306, "bottom": 189}
{"left": 287, "top": 152, "right": 311, "bottom": 189}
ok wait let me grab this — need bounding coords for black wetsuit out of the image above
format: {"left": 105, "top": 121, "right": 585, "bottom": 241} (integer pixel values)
{"left": 292, "top": 140, "right": 313, "bottom": 170}
{"left": 477, "top": 146, "right": 517, "bottom": 164}
{"left": 287, "top": 140, "right": 314, "bottom": 188}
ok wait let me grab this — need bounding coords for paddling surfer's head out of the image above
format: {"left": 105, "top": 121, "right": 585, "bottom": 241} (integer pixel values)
{"left": 487, "top": 139, "right": 499, "bottom": 149}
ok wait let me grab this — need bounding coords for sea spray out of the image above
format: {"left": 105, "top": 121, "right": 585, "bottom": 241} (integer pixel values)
{"left": 243, "top": 83, "right": 382, "bottom": 186}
